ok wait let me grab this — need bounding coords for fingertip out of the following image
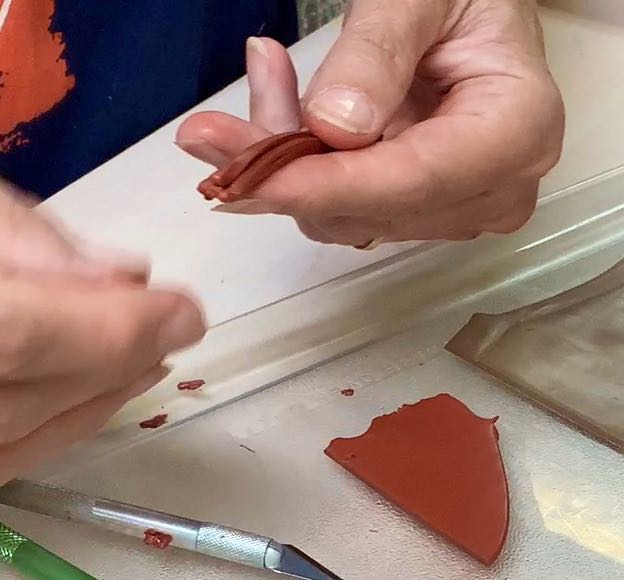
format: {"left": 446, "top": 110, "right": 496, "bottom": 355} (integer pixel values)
{"left": 126, "top": 364, "right": 172, "bottom": 399}
{"left": 247, "top": 36, "right": 269, "bottom": 58}
{"left": 176, "top": 111, "right": 231, "bottom": 145}
{"left": 247, "top": 36, "right": 301, "bottom": 133}
{"left": 175, "top": 139, "right": 228, "bottom": 167}
{"left": 303, "top": 87, "right": 381, "bottom": 149}
{"left": 249, "top": 36, "right": 292, "bottom": 64}
{"left": 176, "top": 111, "right": 271, "bottom": 161}
{"left": 154, "top": 291, "right": 207, "bottom": 354}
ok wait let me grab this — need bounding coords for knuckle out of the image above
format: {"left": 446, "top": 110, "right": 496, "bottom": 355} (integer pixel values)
{"left": 295, "top": 218, "right": 329, "bottom": 244}
{"left": 458, "top": 231, "right": 482, "bottom": 241}
{"left": 441, "top": 230, "right": 482, "bottom": 242}
{"left": 345, "top": 21, "right": 411, "bottom": 87}
{"left": 394, "top": 138, "right": 441, "bottom": 211}
{"left": 100, "top": 309, "right": 144, "bottom": 354}
{"left": 290, "top": 193, "right": 322, "bottom": 217}
{"left": 286, "top": 155, "right": 347, "bottom": 217}
{"left": 0, "top": 400, "right": 27, "bottom": 444}
{"left": 319, "top": 216, "right": 383, "bottom": 246}
{"left": 540, "top": 85, "right": 565, "bottom": 167}
{"left": 407, "top": 166, "right": 439, "bottom": 212}
{"left": 0, "top": 301, "right": 36, "bottom": 379}
{"left": 487, "top": 199, "right": 536, "bottom": 234}
{"left": 94, "top": 300, "right": 151, "bottom": 367}
{"left": 527, "top": 77, "right": 566, "bottom": 176}
{"left": 99, "top": 291, "right": 191, "bottom": 370}
{"left": 488, "top": 219, "right": 524, "bottom": 235}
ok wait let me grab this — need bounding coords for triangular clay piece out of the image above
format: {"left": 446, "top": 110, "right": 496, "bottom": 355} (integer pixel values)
{"left": 325, "top": 394, "right": 509, "bottom": 566}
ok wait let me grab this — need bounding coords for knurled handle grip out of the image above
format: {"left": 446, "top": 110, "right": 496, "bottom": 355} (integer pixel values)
{"left": 195, "top": 523, "right": 271, "bottom": 569}
{"left": 0, "top": 522, "right": 27, "bottom": 564}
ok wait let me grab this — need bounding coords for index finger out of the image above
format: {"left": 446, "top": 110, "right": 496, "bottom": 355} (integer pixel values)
{"left": 0, "top": 277, "right": 205, "bottom": 383}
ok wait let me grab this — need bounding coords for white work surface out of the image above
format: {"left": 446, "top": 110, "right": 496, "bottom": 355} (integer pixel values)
{"left": 3, "top": 4, "right": 624, "bottom": 579}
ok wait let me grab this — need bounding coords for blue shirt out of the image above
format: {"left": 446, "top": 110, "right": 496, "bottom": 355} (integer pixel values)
{"left": 0, "top": 1, "right": 298, "bottom": 198}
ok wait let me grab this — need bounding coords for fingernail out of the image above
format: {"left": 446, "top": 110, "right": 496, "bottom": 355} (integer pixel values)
{"left": 247, "top": 36, "right": 269, "bottom": 59}
{"left": 211, "top": 200, "right": 280, "bottom": 215}
{"left": 158, "top": 300, "right": 207, "bottom": 353}
{"left": 246, "top": 37, "right": 270, "bottom": 95}
{"left": 306, "top": 87, "right": 375, "bottom": 134}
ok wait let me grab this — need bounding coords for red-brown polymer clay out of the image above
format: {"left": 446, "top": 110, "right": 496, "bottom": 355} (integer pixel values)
{"left": 139, "top": 414, "right": 168, "bottom": 429}
{"left": 177, "top": 379, "right": 205, "bottom": 391}
{"left": 198, "top": 131, "right": 333, "bottom": 202}
{"left": 143, "top": 529, "right": 173, "bottom": 549}
{"left": 325, "top": 394, "right": 509, "bottom": 566}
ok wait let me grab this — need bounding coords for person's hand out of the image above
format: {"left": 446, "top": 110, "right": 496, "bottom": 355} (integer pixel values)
{"left": 0, "top": 187, "right": 206, "bottom": 484}
{"left": 0, "top": 181, "right": 149, "bottom": 282}
{"left": 177, "top": 0, "right": 564, "bottom": 246}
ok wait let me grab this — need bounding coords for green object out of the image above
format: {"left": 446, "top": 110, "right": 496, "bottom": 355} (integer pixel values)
{"left": 0, "top": 522, "right": 95, "bottom": 580}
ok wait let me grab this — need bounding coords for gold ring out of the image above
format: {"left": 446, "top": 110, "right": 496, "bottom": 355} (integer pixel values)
{"left": 354, "top": 237, "right": 384, "bottom": 251}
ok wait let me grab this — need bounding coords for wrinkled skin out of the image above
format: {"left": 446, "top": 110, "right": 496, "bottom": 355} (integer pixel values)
{"left": 0, "top": 186, "right": 205, "bottom": 484}
{"left": 178, "top": 0, "right": 565, "bottom": 247}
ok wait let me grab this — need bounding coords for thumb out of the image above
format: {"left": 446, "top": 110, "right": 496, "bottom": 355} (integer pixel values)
{"left": 302, "top": 0, "right": 447, "bottom": 149}
{"left": 0, "top": 279, "right": 206, "bottom": 443}
{"left": 4, "top": 278, "right": 207, "bottom": 383}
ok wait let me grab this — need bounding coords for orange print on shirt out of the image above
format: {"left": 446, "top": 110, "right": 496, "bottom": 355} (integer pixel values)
{"left": 0, "top": 0, "right": 75, "bottom": 152}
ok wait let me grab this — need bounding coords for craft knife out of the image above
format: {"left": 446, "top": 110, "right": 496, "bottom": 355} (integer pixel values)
{"left": 0, "top": 479, "right": 342, "bottom": 580}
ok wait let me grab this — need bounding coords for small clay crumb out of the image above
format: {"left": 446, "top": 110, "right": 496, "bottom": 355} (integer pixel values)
{"left": 143, "top": 529, "right": 172, "bottom": 549}
{"left": 177, "top": 379, "right": 205, "bottom": 391}
{"left": 139, "top": 414, "right": 168, "bottom": 429}
{"left": 340, "top": 388, "right": 355, "bottom": 397}
{"left": 240, "top": 444, "right": 256, "bottom": 454}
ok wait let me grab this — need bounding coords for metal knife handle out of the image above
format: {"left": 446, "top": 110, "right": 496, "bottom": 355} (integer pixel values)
{"left": 0, "top": 480, "right": 287, "bottom": 573}
{"left": 196, "top": 523, "right": 273, "bottom": 569}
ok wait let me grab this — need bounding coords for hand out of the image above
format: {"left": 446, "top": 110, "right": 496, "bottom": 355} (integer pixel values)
{"left": 0, "top": 186, "right": 206, "bottom": 484}
{"left": 177, "top": 0, "right": 564, "bottom": 246}
{"left": 0, "top": 181, "right": 149, "bottom": 283}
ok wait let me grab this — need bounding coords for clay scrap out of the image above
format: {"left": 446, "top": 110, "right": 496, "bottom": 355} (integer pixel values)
{"left": 143, "top": 529, "right": 172, "bottom": 549}
{"left": 325, "top": 394, "right": 509, "bottom": 565}
{"left": 139, "top": 414, "right": 168, "bottom": 429}
{"left": 198, "top": 131, "right": 332, "bottom": 202}
{"left": 177, "top": 379, "right": 205, "bottom": 391}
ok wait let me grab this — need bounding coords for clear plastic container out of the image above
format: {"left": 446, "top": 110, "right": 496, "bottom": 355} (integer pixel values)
{"left": 42, "top": 164, "right": 624, "bottom": 474}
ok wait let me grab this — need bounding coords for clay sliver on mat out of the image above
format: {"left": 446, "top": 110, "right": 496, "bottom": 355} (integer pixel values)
{"left": 325, "top": 394, "right": 509, "bottom": 566}
{"left": 446, "top": 258, "right": 624, "bottom": 451}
